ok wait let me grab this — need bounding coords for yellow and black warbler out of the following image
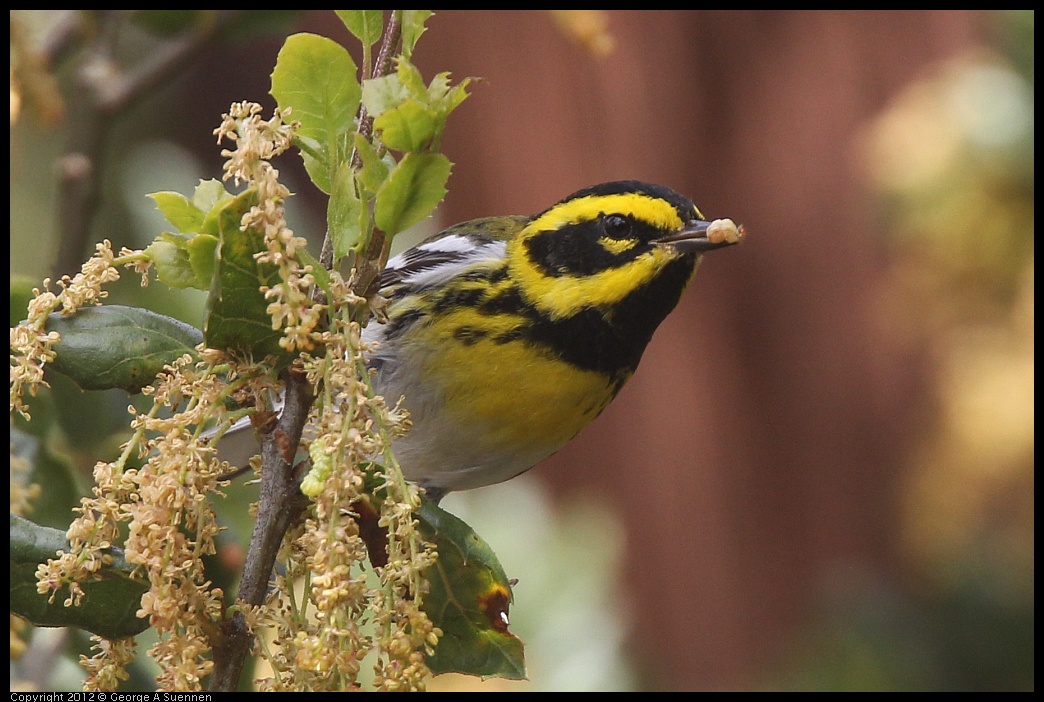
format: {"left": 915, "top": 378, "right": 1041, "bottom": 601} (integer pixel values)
{"left": 225, "top": 180, "right": 744, "bottom": 503}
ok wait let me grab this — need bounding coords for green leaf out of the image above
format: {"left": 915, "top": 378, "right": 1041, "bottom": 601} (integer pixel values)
{"left": 10, "top": 514, "right": 150, "bottom": 639}
{"left": 271, "top": 33, "right": 361, "bottom": 191}
{"left": 395, "top": 57, "right": 428, "bottom": 100}
{"left": 144, "top": 237, "right": 195, "bottom": 289}
{"left": 149, "top": 180, "right": 234, "bottom": 236}
{"left": 192, "top": 178, "right": 233, "bottom": 216}
{"left": 373, "top": 98, "right": 438, "bottom": 152}
{"left": 297, "top": 247, "right": 332, "bottom": 300}
{"left": 328, "top": 162, "right": 368, "bottom": 260}
{"left": 361, "top": 72, "right": 410, "bottom": 120}
{"left": 187, "top": 232, "right": 219, "bottom": 287}
{"left": 45, "top": 305, "right": 203, "bottom": 393}
{"left": 374, "top": 153, "right": 452, "bottom": 236}
{"left": 203, "top": 188, "right": 288, "bottom": 361}
{"left": 149, "top": 191, "right": 205, "bottom": 233}
{"left": 294, "top": 134, "right": 334, "bottom": 195}
{"left": 428, "top": 72, "right": 472, "bottom": 119}
{"left": 354, "top": 132, "right": 391, "bottom": 195}
{"left": 400, "top": 10, "right": 433, "bottom": 59}
{"left": 361, "top": 62, "right": 470, "bottom": 153}
{"left": 417, "top": 500, "right": 526, "bottom": 680}
{"left": 144, "top": 232, "right": 217, "bottom": 290}
{"left": 11, "top": 425, "right": 81, "bottom": 530}
{"left": 337, "top": 10, "right": 384, "bottom": 47}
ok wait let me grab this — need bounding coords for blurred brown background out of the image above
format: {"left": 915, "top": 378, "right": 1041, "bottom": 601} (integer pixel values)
{"left": 11, "top": 10, "right": 1033, "bottom": 691}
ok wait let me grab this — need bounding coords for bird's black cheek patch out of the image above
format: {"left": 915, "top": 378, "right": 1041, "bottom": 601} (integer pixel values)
{"left": 525, "top": 221, "right": 641, "bottom": 277}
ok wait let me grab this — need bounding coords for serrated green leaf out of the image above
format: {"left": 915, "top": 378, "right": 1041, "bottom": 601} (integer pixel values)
{"left": 336, "top": 10, "right": 384, "bottom": 47}
{"left": 400, "top": 10, "right": 433, "bottom": 59}
{"left": 328, "top": 162, "right": 368, "bottom": 260}
{"left": 396, "top": 57, "right": 428, "bottom": 99}
{"left": 429, "top": 73, "right": 472, "bottom": 118}
{"left": 373, "top": 98, "right": 438, "bottom": 152}
{"left": 10, "top": 514, "right": 150, "bottom": 639}
{"left": 417, "top": 501, "right": 526, "bottom": 680}
{"left": 192, "top": 178, "right": 233, "bottom": 214}
{"left": 45, "top": 305, "right": 203, "bottom": 393}
{"left": 426, "top": 71, "right": 453, "bottom": 103}
{"left": 374, "top": 153, "right": 452, "bottom": 236}
{"left": 361, "top": 73, "right": 409, "bottom": 120}
{"left": 203, "top": 189, "right": 288, "bottom": 361}
{"left": 271, "top": 33, "right": 360, "bottom": 192}
{"left": 149, "top": 191, "right": 205, "bottom": 233}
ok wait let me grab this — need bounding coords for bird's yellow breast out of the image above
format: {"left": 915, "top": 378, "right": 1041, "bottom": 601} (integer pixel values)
{"left": 416, "top": 306, "right": 623, "bottom": 452}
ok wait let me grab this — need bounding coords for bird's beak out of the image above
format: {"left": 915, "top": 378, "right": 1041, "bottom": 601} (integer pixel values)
{"left": 654, "top": 218, "right": 745, "bottom": 253}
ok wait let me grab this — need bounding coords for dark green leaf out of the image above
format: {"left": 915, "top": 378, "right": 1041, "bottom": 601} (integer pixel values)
{"left": 10, "top": 514, "right": 150, "bottom": 639}
{"left": 418, "top": 501, "right": 526, "bottom": 680}
{"left": 46, "top": 305, "right": 203, "bottom": 393}
{"left": 203, "top": 188, "right": 288, "bottom": 361}
{"left": 374, "top": 153, "right": 451, "bottom": 236}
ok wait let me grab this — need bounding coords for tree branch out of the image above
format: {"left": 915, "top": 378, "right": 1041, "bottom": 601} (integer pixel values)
{"left": 209, "top": 368, "right": 313, "bottom": 692}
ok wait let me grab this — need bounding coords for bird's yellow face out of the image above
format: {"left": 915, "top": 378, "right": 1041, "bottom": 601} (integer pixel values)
{"left": 507, "top": 180, "right": 732, "bottom": 326}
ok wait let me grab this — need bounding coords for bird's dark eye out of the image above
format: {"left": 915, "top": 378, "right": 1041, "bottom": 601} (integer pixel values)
{"left": 602, "top": 214, "right": 631, "bottom": 239}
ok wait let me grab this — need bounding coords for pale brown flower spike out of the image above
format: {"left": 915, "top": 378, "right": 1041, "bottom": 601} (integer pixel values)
{"left": 10, "top": 240, "right": 120, "bottom": 419}
{"left": 23, "top": 98, "right": 436, "bottom": 691}
{"left": 215, "top": 102, "right": 321, "bottom": 353}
